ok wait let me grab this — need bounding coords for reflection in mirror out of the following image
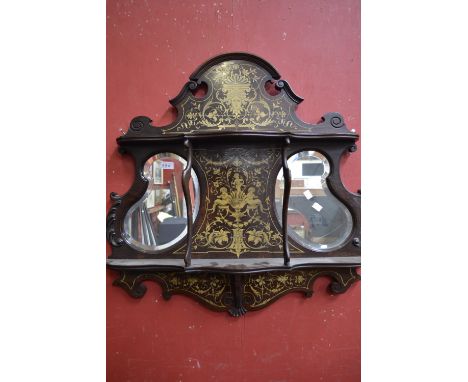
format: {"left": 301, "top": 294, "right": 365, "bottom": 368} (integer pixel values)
{"left": 123, "top": 153, "right": 200, "bottom": 252}
{"left": 275, "top": 151, "right": 352, "bottom": 251}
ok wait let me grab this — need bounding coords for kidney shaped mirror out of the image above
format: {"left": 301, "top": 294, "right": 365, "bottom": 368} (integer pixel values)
{"left": 275, "top": 150, "right": 353, "bottom": 251}
{"left": 123, "top": 153, "right": 200, "bottom": 252}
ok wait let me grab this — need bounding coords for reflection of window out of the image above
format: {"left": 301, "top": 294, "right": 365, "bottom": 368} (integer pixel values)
{"left": 302, "top": 163, "right": 324, "bottom": 177}
{"left": 152, "top": 161, "right": 164, "bottom": 184}
{"left": 123, "top": 153, "right": 200, "bottom": 252}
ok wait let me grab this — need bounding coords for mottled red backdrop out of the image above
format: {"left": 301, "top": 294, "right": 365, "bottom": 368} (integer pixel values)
{"left": 107, "top": 1, "right": 360, "bottom": 381}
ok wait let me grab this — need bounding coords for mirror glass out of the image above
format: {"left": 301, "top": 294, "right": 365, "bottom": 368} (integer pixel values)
{"left": 123, "top": 153, "right": 200, "bottom": 252}
{"left": 275, "top": 151, "right": 353, "bottom": 251}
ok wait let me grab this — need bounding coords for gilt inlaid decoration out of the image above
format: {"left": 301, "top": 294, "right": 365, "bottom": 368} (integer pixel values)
{"left": 165, "top": 61, "right": 300, "bottom": 133}
{"left": 114, "top": 268, "right": 359, "bottom": 316}
{"left": 107, "top": 53, "right": 361, "bottom": 316}
{"left": 187, "top": 147, "right": 303, "bottom": 258}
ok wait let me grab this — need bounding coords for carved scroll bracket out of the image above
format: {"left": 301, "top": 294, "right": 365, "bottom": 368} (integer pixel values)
{"left": 106, "top": 192, "right": 124, "bottom": 247}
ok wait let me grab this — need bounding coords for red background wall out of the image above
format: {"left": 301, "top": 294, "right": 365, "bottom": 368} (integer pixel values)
{"left": 107, "top": 1, "right": 361, "bottom": 381}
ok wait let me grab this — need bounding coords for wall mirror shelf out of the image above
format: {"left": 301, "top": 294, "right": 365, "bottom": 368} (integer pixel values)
{"left": 106, "top": 53, "right": 361, "bottom": 316}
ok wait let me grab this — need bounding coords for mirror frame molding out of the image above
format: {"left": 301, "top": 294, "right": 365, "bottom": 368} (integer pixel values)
{"left": 106, "top": 52, "right": 360, "bottom": 316}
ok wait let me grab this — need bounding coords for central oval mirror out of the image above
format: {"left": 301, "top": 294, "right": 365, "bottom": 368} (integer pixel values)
{"left": 123, "top": 153, "right": 200, "bottom": 252}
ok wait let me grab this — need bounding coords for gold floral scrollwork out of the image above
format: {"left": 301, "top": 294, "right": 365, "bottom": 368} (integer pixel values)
{"left": 158, "top": 272, "right": 229, "bottom": 309}
{"left": 200, "top": 63, "right": 273, "bottom": 130}
{"left": 243, "top": 271, "right": 315, "bottom": 308}
{"left": 113, "top": 268, "right": 359, "bottom": 315}
{"left": 164, "top": 61, "right": 300, "bottom": 133}
{"left": 243, "top": 269, "right": 360, "bottom": 310}
{"left": 192, "top": 148, "right": 283, "bottom": 257}
{"left": 210, "top": 62, "right": 259, "bottom": 118}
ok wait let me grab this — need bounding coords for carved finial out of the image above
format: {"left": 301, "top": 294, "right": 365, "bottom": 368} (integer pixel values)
{"left": 348, "top": 144, "right": 358, "bottom": 152}
{"left": 275, "top": 79, "right": 304, "bottom": 104}
{"left": 129, "top": 116, "right": 152, "bottom": 133}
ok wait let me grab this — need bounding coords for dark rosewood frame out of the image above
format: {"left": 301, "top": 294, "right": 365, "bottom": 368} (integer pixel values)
{"left": 107, "top": 53, "right": 360, "bottom": 316}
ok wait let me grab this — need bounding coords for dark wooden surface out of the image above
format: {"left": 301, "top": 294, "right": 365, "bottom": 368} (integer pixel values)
{"left": 182, "top": 139, "right": 193, "bottom": 266}
{"left": 282, "top": 137, "right": 292, "bottom": 265}
{"left": 106, "top": 53, "right": 360, "bottom": 315}
{"left": 112, "top": 267, "right": 360, "bottom": 317}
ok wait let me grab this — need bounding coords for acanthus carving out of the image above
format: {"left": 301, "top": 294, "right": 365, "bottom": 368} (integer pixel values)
{"left": 106, "top": 192, "right": 124, "bottom": 247}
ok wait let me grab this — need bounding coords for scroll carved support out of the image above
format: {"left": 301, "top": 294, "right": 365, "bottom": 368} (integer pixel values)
{"left": 228, "top": 274, "right": 247, "bottom": 317}
{"left": 106, "top": 192, "right": 124, "bottom": 247}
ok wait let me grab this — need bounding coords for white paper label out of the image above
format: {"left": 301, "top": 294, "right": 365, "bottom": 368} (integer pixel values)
{"left": 160, "top": 161, "right": 174, "bottom": 169}
{"left": 312, "top": 202, "right": 323, "bottom": 212}
{"left": 304, "top": 177, "right": 323, "bottom": 189}
{"left": 303, "top": 190, "right": 313, "bottom": 200}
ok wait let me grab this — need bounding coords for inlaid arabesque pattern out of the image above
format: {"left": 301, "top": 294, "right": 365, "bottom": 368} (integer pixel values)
{"left": 113, "top": 268, "right": 360, "bottom": 315}
{"left": 182, "top": 147, "right": 304, "bottom": 258}
{"left": 108, "top": 53, "right": 360, "bottom": 316}
{"left": 165, "top": 61, "right": 303, "bottom": 133}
